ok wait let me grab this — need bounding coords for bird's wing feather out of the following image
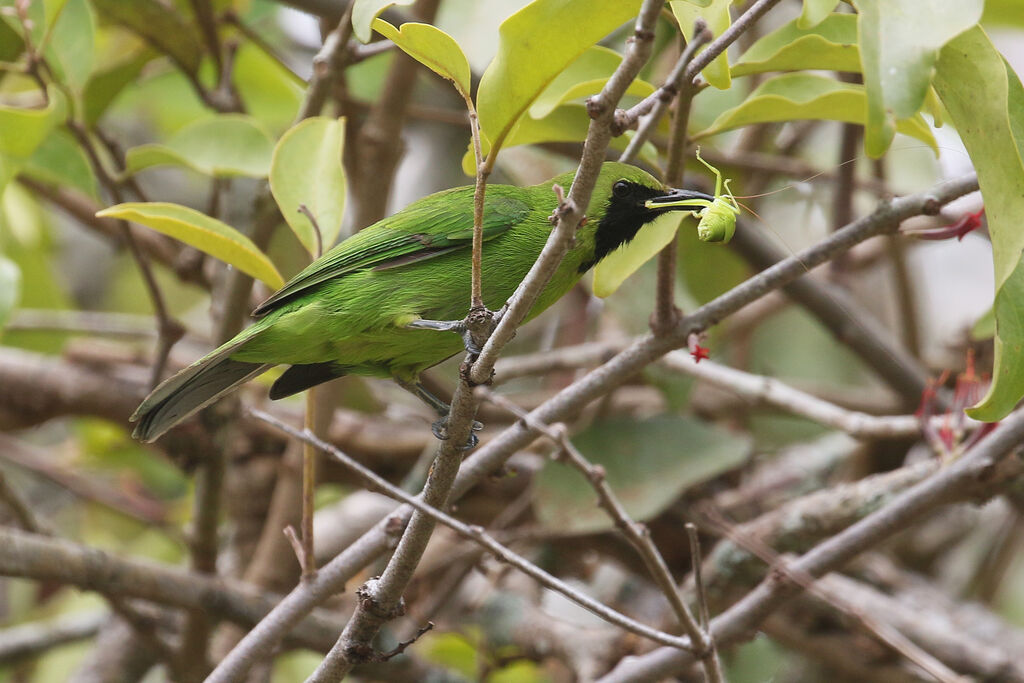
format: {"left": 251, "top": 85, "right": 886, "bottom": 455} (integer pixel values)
{"left": 253, "top": 190, "right": 531, "bottom": 317}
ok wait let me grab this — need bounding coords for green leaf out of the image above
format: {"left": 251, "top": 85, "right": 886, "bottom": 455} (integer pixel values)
{"left": 233, "top": 43, "right": 304, "bottom": 132}
{"left": 855, "top": 0, "right": 983, "bottom": 157}
{"left": 0, "top": 87, "right": 68, "bottom": 191}
{"left": 534, "top": 416, "right": 750, "bottom": 534}
{"left": 270, "top": 117, "right": 347, "bottom": 257}
{"left": 593, "top": 214, "right": 687, "bottom": 298}
{"left": 670, "top": 0, "right": 732, "bottom": 91}
{"left": 934, "top": 27, "right": 1024, "bottom": 421}
{"left": 22, "top": 129, "right": 98, "bottom": 200}
{"left": 971, "top": 305, "right": 995, "bottom": 341}
{"left": 45, "top": 0, "right": 95, "bottom": 93}
{"left": 695, "top": 73, "right": 938, "bottom": 153}
{"left": 732, "top": 14, "right": 859, "bottom": 77}
{"left": 530, "top": 45, "right": 655, "bottom": 120}
{"left": 90, "top": 0, "right": 203, "bottom": 75}
{"left": 797, "top": 0, "right": 840, "bottom": 28}
{"left": 97, "top": 202, "right": 284, "bottom": 289}
{"left": 124, "top": 115, "right": 275, "bottom": 178}
{"left": 0, "top": 254, "right": 20, "bottom": 331}
{"left": 372, "top": 19, "right": 471, "bottom": 100}
{"left": 351, "top": 0, "right": 415, "bottom": 43}
{"left": 82, "top": 50, "right": 155, "bottom": 126}
{"left": 476, "top": 0, "right": 641, "bottom": 158}
{"left": 0, "top": 16, "right": 24, "bottom": 63}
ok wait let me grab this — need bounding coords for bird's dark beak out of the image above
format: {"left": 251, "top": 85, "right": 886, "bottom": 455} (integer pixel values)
{"left": 644, "top": 188, "right": 714, "bottom": 211}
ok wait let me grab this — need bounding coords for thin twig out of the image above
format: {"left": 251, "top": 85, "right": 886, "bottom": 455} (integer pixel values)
{"left": 660, "top": 352, "right": 978, "bottom": 439}
{"left": 685, "top": 524, "right": 724, "bottom": 683}
{"left": 650, "top": 21, "right": 708, "bottom": 335}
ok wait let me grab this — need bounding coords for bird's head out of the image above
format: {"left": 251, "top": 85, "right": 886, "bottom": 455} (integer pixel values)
{"left": 576, "top": 162, "right": 714, "bottom": 269}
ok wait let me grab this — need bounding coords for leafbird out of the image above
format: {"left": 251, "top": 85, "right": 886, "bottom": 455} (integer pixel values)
{"left": 132, "top": 162, "right": 712, "bottom": 442}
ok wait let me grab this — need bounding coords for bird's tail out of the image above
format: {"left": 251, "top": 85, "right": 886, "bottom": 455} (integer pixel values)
{"left": 131, "top": 335, "right": 272, "bottom": 442}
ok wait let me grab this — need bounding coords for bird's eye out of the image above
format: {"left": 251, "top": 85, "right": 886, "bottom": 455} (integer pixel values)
{"left": 612, "top": 180, "right": 630, "bottom": 198}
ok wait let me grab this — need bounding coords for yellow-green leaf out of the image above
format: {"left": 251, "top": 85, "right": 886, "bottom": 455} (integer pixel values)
{"left": 671, "top": 0, "right": 732, "bottom": 91}
{"left": 934, "top": 27, "right": 1024, "bottom": 421}
{"left": 97, "top": 202, "right": 284, "bottom": 289}
{"left": 694, "top": 73, "right": 938, "bottom": 154}
{"left": 270, "top": 117, "right": 347, "bottom": 257}
{"left": 372, "top": 19, "right": 471, "bottom": 100}
{"left": 593, "top": 213, "right": 686, "bottom": 298}
{"left": 797, "top": 0, "right": 840, "bottom": 28}
{"left": 351, "top": 0, "right": 415, "bottom": 43}
{"left": 530, "top": 45, "right": 655, "bottom": 120}
{"left": 855, "top": 0, "right": 983, "bottom": 157}
{"left": 0, "top": 87, "right": 67, "bottom": 191}
{"left": 476, "top": 0, "right": 642, "bottom": 160}
{"left": 732, "top": 14, "right": 859, "bottom": 77}
{"left": 124, "top": 115, "right": 275, "bottom": 178}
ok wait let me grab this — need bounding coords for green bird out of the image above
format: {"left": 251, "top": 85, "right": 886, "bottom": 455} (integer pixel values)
{"left": 132, "top": 162, "right": 712, "bottom": 442}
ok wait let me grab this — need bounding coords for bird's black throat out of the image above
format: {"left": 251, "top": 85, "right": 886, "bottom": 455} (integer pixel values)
{"left": 579, "top": 182, "right": 677, "bottom": 273}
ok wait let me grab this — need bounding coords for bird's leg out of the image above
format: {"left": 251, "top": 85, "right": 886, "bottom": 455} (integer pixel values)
{"left": 395, "top": 378, "right": 482, "bottom": 450}
{"left": 405, "top": 318, "right": 483, "bottom": 355}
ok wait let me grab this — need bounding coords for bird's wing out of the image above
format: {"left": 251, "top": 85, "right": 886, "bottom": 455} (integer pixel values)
{"left": 252, "top": 190, "right": 532, "bottom": 317}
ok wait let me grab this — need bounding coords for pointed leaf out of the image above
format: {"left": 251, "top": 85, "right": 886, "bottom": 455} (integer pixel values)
{"left": 270, "top": 117, "right": 347, "bottom": 257}
{"left": 855, "top": 0, "right": 983, "bottom": 157}
{"left": 372, "top": 19, "right": 471, "bottom": 100}
{"left": 797, "top": 0, "right": 839, "bottom": 28}
{"left": 695, "top": 73, "right": 938, "bottom": 154}
{"left": 477, "top": 0, "right": 641, "bottom": 158}
{"left": 670, "top": 0, "right": 732, "bottom": 90}
{"left": 593, "top": 213, "right": 686, "bottom": 298}
{"left": 125, "top": 115, "right": 275, "bottom": 178}
{"left": 732, "top": 14, "right": 859, "bottom": 77}
{"left": 97, "top": 202, "right": 284, "bottom": 289}
{"left": 534, "top": 416, "right": 750, "bottom": 533}
{"left": 933, "top": 27, "right": 1024, "bottom": 421}
{"left": 530, "top": 45, "right": 654, "bottom": 120}
{"left": 351, "top": 0, "right": 415, "bottom": 43}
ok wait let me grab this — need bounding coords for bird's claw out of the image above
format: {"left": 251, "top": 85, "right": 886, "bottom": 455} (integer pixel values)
{"left": 430, "top": 417, "right": 482, "bottom": 451}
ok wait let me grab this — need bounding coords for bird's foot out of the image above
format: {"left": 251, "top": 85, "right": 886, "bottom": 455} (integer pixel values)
{"left": 431, "top": 416, "right": 483, "bottom": 451}
{"left": 406, "top": 318, "right": 483, "bottom": 356}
